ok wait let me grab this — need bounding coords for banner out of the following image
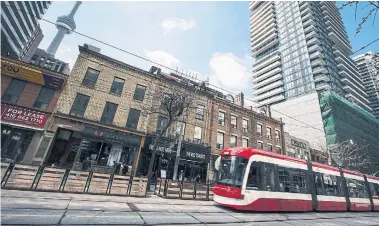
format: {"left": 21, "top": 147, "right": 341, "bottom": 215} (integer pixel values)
{"left": 1, "top": 59, "right": 65, "bottom": 90}
{"left": 1, "top": 104, "right": 48, "bottom": 128}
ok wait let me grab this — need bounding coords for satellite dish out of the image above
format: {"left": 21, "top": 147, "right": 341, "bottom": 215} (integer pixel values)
{"left": 215, "top": 155, "right": 221, "bottom": 171}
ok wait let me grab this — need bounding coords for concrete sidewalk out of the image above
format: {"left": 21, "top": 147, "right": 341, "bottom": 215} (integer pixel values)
{"left": 1, "top": 189, "right": 379, "bottom": 225}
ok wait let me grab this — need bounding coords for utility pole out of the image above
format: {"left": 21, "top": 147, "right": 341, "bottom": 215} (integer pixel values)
{"left": 172, "top": 108, "right": 186, "bottom": 180}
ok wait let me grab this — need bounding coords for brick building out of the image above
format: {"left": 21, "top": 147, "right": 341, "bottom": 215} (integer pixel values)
{"left": 208, "top": 92, "right": 285, "bottom": 181}
{"left": 44, "top": 45, "right": 211, "bottom": 181}
{"left": 1, "top": 57, "right": 67, "bottom": 165}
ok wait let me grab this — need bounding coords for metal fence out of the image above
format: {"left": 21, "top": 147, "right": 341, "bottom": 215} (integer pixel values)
{"left": 154, "top": 178, "right": 214, "bottom": 201}
{"left": 1, "top": 162, "right": 148, "bottom": 197}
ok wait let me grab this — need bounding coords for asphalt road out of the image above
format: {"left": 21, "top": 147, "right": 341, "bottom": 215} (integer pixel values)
{"left": 1, "top": 189, "right": 379, "bottom": 225}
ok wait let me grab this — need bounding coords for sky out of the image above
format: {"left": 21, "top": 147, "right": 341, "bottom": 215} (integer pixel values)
{"left": 38, "top": 1, "right": 379, "bottom": 105}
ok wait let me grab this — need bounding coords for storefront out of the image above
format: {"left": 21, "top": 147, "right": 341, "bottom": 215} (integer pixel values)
{"left": 45, "top": 117, "right": 143, "bottom": 174}
{"left": 1, "top": 104, "right": 49, "bottom": 163}
{"left": 137, "top": 135, "right": 210, "bottom": 182}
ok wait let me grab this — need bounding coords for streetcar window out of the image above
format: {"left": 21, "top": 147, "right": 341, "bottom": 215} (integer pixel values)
{"left": 264, "top": 163, "right": 276, "bottom": 192}
{"left": 323, "top": 173, "right": 344, "bottom": 196}
{"left": 246, "top": 162, "right": 261, "bottom": 190}
{"left": 314, "top": 172, "right": 325, "bottom": 195}
{"left": 277, "top": 167, "right": 309, "bottom": 194}
{"left": 218, "top": 155, "right": 248, "bottom": 188}
{"left": 369, "top": 183, "right": 379, "bottom": 200}
{"left": 346, "top": 178, "right": 369, "bottom": 198}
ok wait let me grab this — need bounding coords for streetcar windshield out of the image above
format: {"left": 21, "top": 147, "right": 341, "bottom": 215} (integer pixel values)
{"left": 218, "top": 155, "right": 248, "bottom": 188}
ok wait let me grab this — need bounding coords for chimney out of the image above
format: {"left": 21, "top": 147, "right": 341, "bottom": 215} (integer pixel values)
{"left": 235, "top": 92, "right": 244, "bottom": 107}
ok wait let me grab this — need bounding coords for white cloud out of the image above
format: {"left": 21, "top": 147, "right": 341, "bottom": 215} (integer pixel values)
{"left": 209, "top": 52, "right": 251, "bottom": 90}
{"left": 161, "top": 18, "right": 196, "bottom": 34}
{"left": 145, "top": 50, "right": 182, "bottom": 69}
{"left": 55, "top": 43, "right": 78, "bottom": 69}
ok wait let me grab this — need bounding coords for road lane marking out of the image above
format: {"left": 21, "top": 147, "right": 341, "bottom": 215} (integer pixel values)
{"left": 1, "top": 214, "right": 190, "bottom": 219}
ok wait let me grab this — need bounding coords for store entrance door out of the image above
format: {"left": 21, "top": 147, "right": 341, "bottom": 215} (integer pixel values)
{"left": 1, "top": 125, "right": 35, "bottom": 162}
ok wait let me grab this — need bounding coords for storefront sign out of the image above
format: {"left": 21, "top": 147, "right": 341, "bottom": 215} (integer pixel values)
{"left": 291, "top": 139, "right": 307, "bottom": 149}
{"left": 149, "top": 144, "right": 175, "bottom": 155}
{"left": 1, "top": 59, "right": 65, "bottom": 90}
{"left": 82, "top": 127, "right": 141, "bottom": 147}
{"left": 1, "top": 104, "right": 48, "bottom": 128}
{"left": 181, "top": 143, "right": 210, "bottom": 164}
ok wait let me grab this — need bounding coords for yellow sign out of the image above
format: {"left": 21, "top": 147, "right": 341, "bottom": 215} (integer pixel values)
{"left": 1, "top": 59, "right": 45, "bottom": 85}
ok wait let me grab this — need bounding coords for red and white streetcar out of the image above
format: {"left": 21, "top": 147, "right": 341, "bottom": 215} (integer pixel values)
{"left": 213, "top": 147, "right": 379, "bottom": 212}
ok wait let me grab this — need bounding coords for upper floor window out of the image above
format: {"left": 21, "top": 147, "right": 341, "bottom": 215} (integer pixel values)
{"left": 3, "top": 79, "right": 27, "bottom": 103}
{"left": 230, "top": 135, "right": 237, "bottom": 148}
{"left": 276, "top": 146, "right": 282, "bottom": 154}
{"left": 231, "top": 115, "right": 237, "bottom": 129}
{"left": 194, "top": 126, "right": 202, "bottom": 142}
{"left": 133, "top": 84, "right": 147, "bottom": 101}
{"left": 268, "top": 144, "right": 273, "bottom": 152}
{"left": 242, "top": 119, "right": 248, "bottom": 132}
{"left": 82, "top": 68, "right": 100, "bottom": 87}
{"left": 196, "top": 105, "right": 205, "bottom": 120}
{"left": 125, "top": 108, "right": 141, "bottom": 130}
{"left": 218, "top": 111, "right": 225, "bottom": 126}
{"left": 110, "top": 77, "right": 125, "bottom": 95}
{"left": 70, "top": 93, "right": 90, "bottom": 117}
{"left": 33, "top": 87, "right": 55, "bottom": 110}
{"left": 275, "top": 130, "right": 280, "bottom": 141}
{"left": 257, "top": 124, "right": 263, "bottom": 136}
{"left": 257, "top": 142, "right": 263, "bottom": 150}
{"left": 100, "top": 102, "right": 118, "bottom": 124}
{"left": 266, "top": 127, "right": 272, "bottom": 139}
{"left": 242, "top": 138, "right": 248, "bottom": 147}
{"left": 217, "top": 132, "right": 224, "bottom": 150}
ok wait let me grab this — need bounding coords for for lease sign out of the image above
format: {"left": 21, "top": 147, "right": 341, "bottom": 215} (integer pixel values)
{"left": 1, "top": 104, "right": 48, "bottom": 128}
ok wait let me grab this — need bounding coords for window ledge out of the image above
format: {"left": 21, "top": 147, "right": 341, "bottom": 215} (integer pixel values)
{"left": 81, "top": 84, "right": 96, "bottom": 89}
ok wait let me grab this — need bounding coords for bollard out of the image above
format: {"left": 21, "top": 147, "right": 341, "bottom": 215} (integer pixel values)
{"left": 193, "top": 182, "right": 197, "bottom": 199}
{"left": 1, "top": 162, "right": 15, "bottom": 187}
{"left": 206, "top": 183, "right": 210, "bottom": 201}
{"left": 179, "top": 180, "right": 183, "bottom": 199}
{"left": 127, "top": 174, "right": 134, "bottom": 196}
{"left": 31, "top": 165, "right": 45, "bottom": 190}
{"left": 59, "top": 169, "right": 70, "bottom": 192}
{"left": 106, "top": 173, "right": 115, "bottom": 195}
{"left": 83, "top": 171, "right": 93, "bottom": 193}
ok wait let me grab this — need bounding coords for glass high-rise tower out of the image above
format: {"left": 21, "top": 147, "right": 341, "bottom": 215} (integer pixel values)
{"left": 250, "top": 1, "right": 371, "bottom": 112}
{"left": 250, "top": 1, "right": 374, "bottom": 150}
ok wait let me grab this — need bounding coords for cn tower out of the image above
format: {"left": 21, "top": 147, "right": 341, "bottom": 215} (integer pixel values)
{"left": 46, "top": 1, "right": 82, "bottom": 56}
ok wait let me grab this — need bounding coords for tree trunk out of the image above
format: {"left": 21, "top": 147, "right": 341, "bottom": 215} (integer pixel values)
{"left": 146, "top": 121, "right": 173, "bottom": 191}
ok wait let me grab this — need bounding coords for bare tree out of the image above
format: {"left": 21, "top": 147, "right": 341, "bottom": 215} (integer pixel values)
{"left": 328, "top": 140, "right": 377, "bottom": 173}
{"left": 140, "top": 79, "right": 206, "bottom": 189}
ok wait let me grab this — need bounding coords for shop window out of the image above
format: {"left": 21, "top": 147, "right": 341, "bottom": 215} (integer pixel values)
{"left": 110, "top": 77, "right": 125, "bottom": 95}
{"left": 82, "top": 68, "right": 100, "bottom": 87}
{"left": 33, "top": 87, "right": 55, "bottom": 110}
{"left": 194, "top": 126, "right": 202, "bottom": 142}
{"left": 156, "top": 116, "right": 168, "bottom": 135}
{"left": 70, "top": 93, "right": 90, "bottom": 117}
{"left": 242, "top": 138, "right": 248, "bottom": 147}
{"left": 230, "top": 135, "right": 237, "bottom": 148}
{"left": 125, "top": 108, "right": 141, "bottom": 130}
{"left": 346, "top": 178, "right": 369, "bottom": 198}
{"left": 247, "top": 162, "right": 261, "bottom": 190}
{"left": 217, "top": 132, "right": 224, "bottom": 149}
{"left": 257, "top": 142, "right": 263, "bottom": 150}
{"left": 133, "top": 84, "right": 146, "bottom": 101}
{"left": 100, "top": 102, "right": 118, "bottom": 124}
{"left": 231, "top": 115, "right": 237, "bottom": 129}
{"left": 3, "top": 79, "right": 27, "bottom": 103}
{"left": 196, "top": 105, "right": 205, "bottom": 120}
{"left": 218, "top": 111, "right": 225, "bottom": 126}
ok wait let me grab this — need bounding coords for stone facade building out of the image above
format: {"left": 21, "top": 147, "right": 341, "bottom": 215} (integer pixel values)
{"left": 43, "top": 45, "right": 212, "bottom": 182}
{"left": 1, "top": 56, "right": 67, "bottom": 165}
